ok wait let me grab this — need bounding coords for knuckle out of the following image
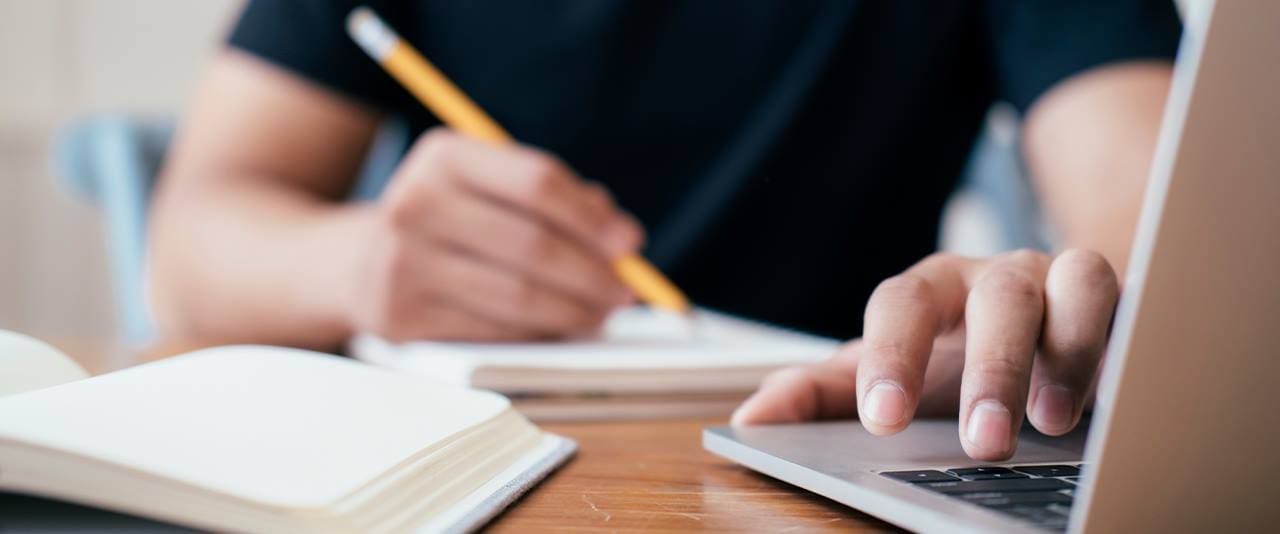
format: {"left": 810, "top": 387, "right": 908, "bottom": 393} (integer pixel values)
{"left": 410, "top": 128, "right": 454, "bottom": 169}
{"left": 382, "top": 186, "right": 419, "bottom": 231}
{"left": 418, "top": 127, "right": 454, "bottom": 151}
{"left": 1052, "top": 248, "right": 1117, "bottom": 290}
{"left": 383, "top": 181, "right": 445, "bottom": 232}
{"left": 873, "top": 274, "right": 934, "bottom": 305}
{"left": 916, "top": 251, "right": 965, "bottom": 272}
{"left": 975, "top": 269, "right": 1041, "bottom": 304}
{"left": 516, "top": 154, "right": 564, "bottom": 201}
{"left": 970, "top": 353, "right": 1029, "bottom": 381}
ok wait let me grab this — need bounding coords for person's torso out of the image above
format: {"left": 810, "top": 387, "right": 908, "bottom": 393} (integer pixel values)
{"left": 374, "top": 1, "right": 995, "bottom": 337}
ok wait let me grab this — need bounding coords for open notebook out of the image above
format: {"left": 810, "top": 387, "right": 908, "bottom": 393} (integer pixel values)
{"left": 0, "top": 331, "right": 573, "bottom": 533}
{"left": 351, "top": 308, "right": 840, "bottom": 420}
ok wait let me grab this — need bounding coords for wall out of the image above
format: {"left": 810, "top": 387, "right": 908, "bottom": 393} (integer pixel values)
{"left": 0, "top": 0, "right": 241, "bottom": 341}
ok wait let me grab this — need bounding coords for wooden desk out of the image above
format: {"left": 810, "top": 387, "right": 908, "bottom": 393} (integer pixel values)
{"left": 59, "top": 339, "right": 895, "bottom": 533}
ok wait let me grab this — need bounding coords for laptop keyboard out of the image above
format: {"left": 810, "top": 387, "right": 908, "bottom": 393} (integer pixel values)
{"left": 880, "top": 464, "right": 1084, "bottom": 531}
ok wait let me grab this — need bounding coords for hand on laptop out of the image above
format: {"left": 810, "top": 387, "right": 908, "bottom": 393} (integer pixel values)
{"left": 349, "top": 129, "right": 643, "bottom": 341}
{"left": 732, "top": 249, "right": 1120, "bottom": 461}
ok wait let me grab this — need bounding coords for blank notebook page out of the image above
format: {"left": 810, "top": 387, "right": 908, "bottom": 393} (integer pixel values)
{"left": 0, "top": 347, "right": 510, "bottom": 508}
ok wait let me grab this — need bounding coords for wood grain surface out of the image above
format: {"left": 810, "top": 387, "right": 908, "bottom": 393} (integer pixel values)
{"left": 60, "top": 339, "right": 897, "bottom": 532}
{"left": 490, "top": 417, "right": 895, "bottom": 532}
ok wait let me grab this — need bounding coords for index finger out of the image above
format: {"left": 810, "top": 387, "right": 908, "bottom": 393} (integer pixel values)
{"left": 857, "top": 254, "right": 973, "bottom": 435}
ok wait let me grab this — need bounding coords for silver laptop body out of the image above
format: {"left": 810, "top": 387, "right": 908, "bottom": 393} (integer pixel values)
{"left": 704, "top": 1, "right": 1280, "bottom": 531}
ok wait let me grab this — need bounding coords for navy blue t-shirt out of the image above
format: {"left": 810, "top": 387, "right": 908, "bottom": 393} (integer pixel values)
{"left": 228, "top": 1, "right": 1180, "bottom": 338}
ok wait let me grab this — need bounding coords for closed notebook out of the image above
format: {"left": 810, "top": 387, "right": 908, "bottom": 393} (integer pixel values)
{"left": 350, "top": 308, "right": 840, "bottom": 420}
{"left": 0, "top": 336, "right": 574, "bottom": 534}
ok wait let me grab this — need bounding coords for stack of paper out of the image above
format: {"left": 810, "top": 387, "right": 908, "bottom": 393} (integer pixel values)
{"left": 351, "top": 308, "right": 840, "bottom": 420}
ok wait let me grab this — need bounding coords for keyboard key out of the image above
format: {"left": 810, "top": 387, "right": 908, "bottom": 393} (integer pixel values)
{"left": 966, "top": 471, "right": 1028, "bottom": 480}
{"left": 1061, "top": 476, "right": 1079, "bottom": 485}
{"left": 958, "top": 490, "right": 1073, "bottom": 508}
{"left": 1013, "top": 465, "right": 1080, "bottom": 477}
{"left": 880, "top": 470, "right": 960, "bottom": 483}
{"left": 947, "top": 466, "right": 1016, "bottom": 477}
{"left": 919, "top": 477, "right": 1073, "bottom": 494}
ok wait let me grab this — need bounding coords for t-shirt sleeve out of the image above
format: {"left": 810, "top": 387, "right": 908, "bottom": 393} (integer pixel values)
{"left": 226, "top": 0, "right": 408, "bottom": 112}
{"left": 983, "top": 0, "right": 1182, "bottom": 112}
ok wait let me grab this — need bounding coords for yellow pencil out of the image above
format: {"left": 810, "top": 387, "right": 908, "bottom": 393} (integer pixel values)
{"left": 347, "top": 7, "right": 691, "bottom": 314}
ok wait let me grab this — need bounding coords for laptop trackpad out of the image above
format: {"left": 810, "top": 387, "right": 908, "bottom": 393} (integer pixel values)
{"left": 708, "top": 419, "right": 1088, "bottom": 474}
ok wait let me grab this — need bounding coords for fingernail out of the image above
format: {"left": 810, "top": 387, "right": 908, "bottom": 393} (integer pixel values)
{"left": 966, "top": 400, "right": 1012, "bottom": 453}
{"left": 1032, "top": 384, "right": 1074, "bottom": 431}
{"left": 863, "top": 381, "right": 907, "bottom": 426}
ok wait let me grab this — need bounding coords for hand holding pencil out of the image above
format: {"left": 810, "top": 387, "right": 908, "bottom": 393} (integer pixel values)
{"left": 347, "top": 7, "right": 691, "bottom": 319}
{"left": 347, "top": 128, "right": 641, "bottom": 341}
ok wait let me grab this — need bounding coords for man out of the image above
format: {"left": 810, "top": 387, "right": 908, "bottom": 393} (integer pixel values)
{"left": 149, "top": 1, "right": 1181, "bottom": 460}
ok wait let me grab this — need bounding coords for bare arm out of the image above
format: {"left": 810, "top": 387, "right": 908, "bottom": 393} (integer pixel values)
{"left": 150, "top": 51, "right": 641, "bottom": 351}
{"left": 150, "top": 51, "right": 379, "bottom": 350}
{"left": 1025, "top": 62, "right": 1173, "bottom": 275}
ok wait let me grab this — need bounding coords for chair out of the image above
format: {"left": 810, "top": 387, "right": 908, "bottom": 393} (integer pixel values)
{"left": 54, "top": 115, "right": 172, "bottom": 344}
{"left": 53, "top": 115, "right": 406, "bottom": 345}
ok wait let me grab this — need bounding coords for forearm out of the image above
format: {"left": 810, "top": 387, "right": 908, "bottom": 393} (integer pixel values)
{"left": 149, "top": 176, "right": 374, "bottom": 350}
{"left": 1023, "top": 62, "right": 1174, "bottom": 275}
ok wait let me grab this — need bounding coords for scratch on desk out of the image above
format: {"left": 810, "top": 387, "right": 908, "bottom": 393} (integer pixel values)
{"left": 650, "top": 510, "right": 705, "bottom": 521}
{"left": 655, "top": 501, "right": 704, "bottom": 522}
{"left": 581, "top": 494, "right": 612, "bottom": 522}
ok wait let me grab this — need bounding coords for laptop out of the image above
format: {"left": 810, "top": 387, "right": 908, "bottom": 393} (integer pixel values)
{"left": 704, "top": 2, "right": 1280, "bottom": 532}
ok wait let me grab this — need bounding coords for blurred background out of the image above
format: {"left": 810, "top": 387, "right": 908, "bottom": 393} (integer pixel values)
{"left": 0, "top": 0, "right": 1197, "bottom": 347}
{"left": 0, "top": 1, "right": 239, "bottom": 341}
